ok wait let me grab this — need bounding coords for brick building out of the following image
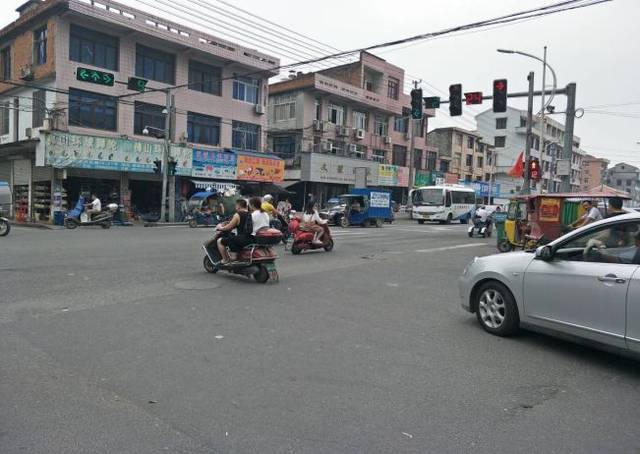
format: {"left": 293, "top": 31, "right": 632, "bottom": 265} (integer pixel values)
{"left": 580, "top": 154, "right": 609, "bottom": 192}
{"left": 0, "top": 0, "right": 280, "bottom": 222}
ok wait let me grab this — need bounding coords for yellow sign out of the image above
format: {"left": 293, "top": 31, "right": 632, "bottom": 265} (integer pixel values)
{"left": 237, "top": 154, "right": 284, "bottom": 182}
{"left": 539, "top": 197, "right": 561, "bottom": 222}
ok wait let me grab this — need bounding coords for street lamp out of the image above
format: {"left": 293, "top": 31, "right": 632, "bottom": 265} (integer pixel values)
{"left": 498, "top": 47, "right": 559, "bottom": 192}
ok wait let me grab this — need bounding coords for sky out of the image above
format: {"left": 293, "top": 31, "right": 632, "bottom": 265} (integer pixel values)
{"left": 2, "top": 0, "right": 639, "bottom": 167}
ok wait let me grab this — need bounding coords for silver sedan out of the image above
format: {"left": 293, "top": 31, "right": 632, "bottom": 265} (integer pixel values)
{"left": 459, "top": 213, "right": 640, "bottom": 356}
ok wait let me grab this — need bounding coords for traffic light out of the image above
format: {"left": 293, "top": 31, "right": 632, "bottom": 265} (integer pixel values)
{"left": 153, "top": 159, "right": 162, "bottom": 174}
{"left": 410, "top": 88, "right": 423, "bottom": 119}
{"left": 528, "top": 157, "right": 541, "bottom": 181}
{"left": 449, "top": 84, "right": 462, "bottom": 117}
{"left": 493, "top": 79, "right": 508, "bottom": 112}
{"left": 167, "top": 160, "right": 177, "bottom": 176}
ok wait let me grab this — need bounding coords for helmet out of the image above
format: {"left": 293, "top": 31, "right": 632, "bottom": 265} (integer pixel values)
{"left": 263, "top": 194, "right": 273, "bottom": 201}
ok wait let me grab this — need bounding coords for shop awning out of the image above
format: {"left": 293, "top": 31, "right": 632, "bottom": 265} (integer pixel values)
{"left": 238, "top": 181, "right": 295, "bottom": 196}
{"left": 191, "top": 180, "right": 238, "bottom": 192}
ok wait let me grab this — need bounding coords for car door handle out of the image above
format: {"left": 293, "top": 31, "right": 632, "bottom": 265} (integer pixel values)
{"left": 598, "top": 274, "right": 626, "bottom": 284}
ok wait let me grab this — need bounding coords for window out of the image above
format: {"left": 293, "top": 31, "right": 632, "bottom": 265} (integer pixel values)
{"left": 465, "top": 155, "right": 473, "bottom": 167}
{"left": 392, "top": 145, "right": 407, "bottom": 166}
{"left": 136, "top": 44, "right": 175, "bottom": 84}
{"left": 440, "top": 160, "right": 449, "bottom": 173}
{"left": 627, "top": 179, "right": 633, "bottom": 187}
{"left": 272, "top": 136, "right": 296, "bottom": 158}
{"left": 387, "top": 77, "right": 399, "bottom": 100}
{"left": 477, "top": 156, "right": 484, "bottom": 168}
{"left": 394, "top": 115, "right": 408, "bottom": 133}
{"left": 374, "top": 115, "right": 388, "bottom": 136}
{"left": 187, "top": 112, "right": 220, "bottom": 146}
{"left": 467, "top": 137, "right": 474, "bottom": 149}
{"left": 34, "top": 26, "right": 47, "bottom": 65}
{"left": 372, "top": 149, "right": 386, "bottom": 163}
{"left": 413, "top": 149, "right": 422, "bottom": 169}
{"left": 351, "top": 144, "right": 366, "bottom": 159}
{"left": 1, "top": 47, "right": 11, "bottom": 80}
{"left": 353, "top": 111, "right": 368, "bottom": 131}
{"left": 494, "top": 136, "right": 506, "bottom": 147}
{"left": 554, "top": 221, "right": 640, "bottom": 264}
{"left": 617, "top": 179, "right": 622, "bottom": 186}
{"left": 188, "top": 60, "right": 221, "bottom": 95}
{"left": 32, "top": 89, "right": 45, "bottom": 127}
{"left": 273, "top": 94, "right": 296, "bottom": 121}
{"left": 328, "top": 103, "right": 344, "bottom": 125}
{"left": 520, "top": 117, "right": 527, "bottom": 127}
{"left": 0, "top": 102, "right": 9, "bottom": 135}
{"left": 451, "top": 190, "right": 476, "bottom": 204}
{"left": 496, "top": 117, "right": 507, "bottom": 129}
{"left": 232, "top": 121, "right": 259, "bottom": 151}
{"left": 134, "top": 102, "right": 165, "bottom": 136}
{"left": 314, "top": 98, "right": 321, "bottom": 121}
{"left": 426, "top": 151, "right": 437, "bottom": 170}
{"left": 233, "top": 77, "right": 259, "bottom": 104}
{"left": 68, "top": 88, "right": 117, "bottom": 131}
{"left": 69, "top": 24, "right": 119, "bottom": 70}
{"left": 456, "top": 133, "right": 463, "bottom": 146}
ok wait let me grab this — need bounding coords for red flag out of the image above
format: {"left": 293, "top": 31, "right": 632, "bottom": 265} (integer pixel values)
{"left": 507, "top": 151, "right": 525, "bottom": 178}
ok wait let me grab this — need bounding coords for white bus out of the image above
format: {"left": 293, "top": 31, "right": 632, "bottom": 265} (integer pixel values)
{"left": 409, "top": 185, "right": 476, "bottom": 224}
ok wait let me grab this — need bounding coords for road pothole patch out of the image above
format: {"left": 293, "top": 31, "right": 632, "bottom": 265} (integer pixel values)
{"left": 174, "top": 280, "right": 221, "bottom": 290}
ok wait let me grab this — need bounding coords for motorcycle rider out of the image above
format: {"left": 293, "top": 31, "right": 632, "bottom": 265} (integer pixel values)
{"left": 302, "top": 203, "right": 327, "bottom": 246}
{"left": 215, "top": 198, "right": 252, "bottom": 265}
{"left": 261, "top": 194, "right": 276, "bottom": 219}
{"left": 85, "top": 193, "right": 102, "bottom": 220}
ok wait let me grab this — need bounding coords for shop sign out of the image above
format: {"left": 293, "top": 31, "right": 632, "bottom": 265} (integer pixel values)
{"left": 459, "top": 180, "right": 501, "bottom": 198}
{"left": 192, "top": 149, "right": 237, "bottom": 180}
{"left": 43, "top": 132, "right": 192, "bottom": 175}
{"left": 302, "top": 153, "right": 378, "bottom": 185}
{"left": 377, "top": 164, "right": 409, "bottom": 187}
{"left": 539, "top": 197, "right": 561, "bottom": 222}
{"left": 414, "top": 170, "right": 443, "bottom": 187}
{"left": 237, "top": 154, "right": 284, "bottom": 182}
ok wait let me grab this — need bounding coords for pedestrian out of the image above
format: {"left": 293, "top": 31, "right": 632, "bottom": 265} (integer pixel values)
{"left": 605, "top": 197, "right": 625, "bottom": 218}
{"left": 571, "top": 200, "right": 602, "bottom": 228}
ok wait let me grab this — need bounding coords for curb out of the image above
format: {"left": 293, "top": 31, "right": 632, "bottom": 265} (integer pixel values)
{"left": 144, "top": 222, "right": 189, "bottom": 227}
{"left": 12, "top": 222, "right": 61, "bottom": 230}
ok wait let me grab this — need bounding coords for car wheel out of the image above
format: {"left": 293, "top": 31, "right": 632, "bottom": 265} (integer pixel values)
{"left": 0, "top": 220, "right": 10, "bottom": 236}
{"left": 475, "top": 281, "right": 519, "bottom": 336}
{"left": 418, "top": 220, "right": 425, "bottom": 225}
{"left": 339, "top": 216, "right": 348, "bottom": 228}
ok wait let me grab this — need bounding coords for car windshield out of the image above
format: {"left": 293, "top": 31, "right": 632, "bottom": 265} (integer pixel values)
{"left": 412, "top": 189, "right": 443, "bottom": 206}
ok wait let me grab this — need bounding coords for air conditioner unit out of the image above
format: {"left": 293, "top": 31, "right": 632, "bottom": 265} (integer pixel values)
{"left": 321, "top": 142, "right": 332, "bottom": 152}
{"left": 25, "top": 127, "right": 33, "bottom": 138}
{"left": 255, "top": 104, "right": 265, "bottom": 115}
{"left": 348, "top": 144, "right": 358, "bottom": 153}
{"left": 384, "top": 135, "right": 392, "bottom": 145}
{"left": 404, "top": 131, "right": 411, "bottom": 140}
{"left": 19, "top": 65, "right": 34, "bottom": 81}
{"left": 313, "top": 119, "right": 322, "bottom": 131}
{"left": 320, "top": 121, "right": 329, "bottom": 132}
{"left": 354, "top": 128, "right": 365, "bottom": 140}
{"left": 42, "top": 118, "right": 50, "bottom": 131}
{"left": 337, "top": 126, "right": 349, "bottom": 137}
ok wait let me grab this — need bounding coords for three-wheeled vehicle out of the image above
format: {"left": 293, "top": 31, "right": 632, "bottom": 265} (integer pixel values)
{"left": 496, "top": 192, "right": 631, "bottom": 252}
{"left": 338, "top": 188, "right": 393, "bottom": 227}
{"left": 185, "top": 191, "right": 226, "bottom": 228}
{"left": 0, "top": 181, "right": 11, "bottom": 236}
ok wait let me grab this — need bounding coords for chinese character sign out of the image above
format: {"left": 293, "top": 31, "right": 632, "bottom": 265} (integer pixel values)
{"left": 192, "top": 149, "right": 237, "bottom": 180}
{"left": 237, "top": 154, "right": 284, "bottom": 182}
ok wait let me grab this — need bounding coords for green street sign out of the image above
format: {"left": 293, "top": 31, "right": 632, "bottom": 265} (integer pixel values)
{"left": 423, "top": 96, "right": 441, "bottom": 109}
{"left": 127, "top": 77, "right": 148, "bottom": 92}
{"left": 76, "top": 67, "right": 114, "bottom": 86}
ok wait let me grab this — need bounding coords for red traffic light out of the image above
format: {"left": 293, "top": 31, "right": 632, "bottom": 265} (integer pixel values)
{"left": 494, "top": 80, "right": 506, "bottom": 92}
{"left": 528, "top": 158, "right": 541, "bottom": 181}
{"left": 464, "top": 92, "right": 483, "bottom": 105}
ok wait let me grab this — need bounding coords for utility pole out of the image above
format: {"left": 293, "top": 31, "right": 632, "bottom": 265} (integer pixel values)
{"left": 522, "top": 71, "right": 535, "bottom": 195}
{"left": 160, "top": 89, "right": 171, "bottom": 223}
{"left": 539, "top": 46, "right": 547, "bottom": 192}
{"left": 168, "top": 93, "right": 176, "bottom": 222}
{"left": 408, "top": 80, "right": 419, "bottom": 199}
{"left": 561, "top": 82, "right": 576, "bottom": 193}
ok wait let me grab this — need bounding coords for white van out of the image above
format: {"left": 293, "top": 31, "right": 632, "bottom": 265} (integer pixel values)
{"left": 409, "top": 185, "right": 476, "bottom": 224}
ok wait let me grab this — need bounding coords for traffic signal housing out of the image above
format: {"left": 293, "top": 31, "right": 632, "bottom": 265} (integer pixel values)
{"left": 167, "top": 160, "right": 177, "bottom": 176}
{"left": 127, "top": 77, "right": 148, "bottom": 92}
{"left": 153, "top": 159, "right": 162, "bottom": 174}
{"left": 410, "top": 88, "right": 423, "bottom": 119}
{"left": 449, "top": 84, "right": 462, "bottom": 117}
{"left": 528, "top": 157, "right": 541, "bottom": 181}
{"left": 493, "top": 79, "right": 508, "bottom": 113}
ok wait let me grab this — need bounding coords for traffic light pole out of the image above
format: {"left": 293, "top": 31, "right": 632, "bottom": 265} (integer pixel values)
{"left": 160, "top": 89, "right": 171, "bottom": 223}
{"left": 408, "top": 80, "right": 420, "bottom": 195}
{"left": 523, "top": 71, "right": 535, "bottom": 195}
{"left": 560, "top": 82, "right": 576, "bottom": 193}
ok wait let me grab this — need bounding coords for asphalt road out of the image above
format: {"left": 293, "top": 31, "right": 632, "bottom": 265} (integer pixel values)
{"left": 1, "top": 220, "right": 639, "bottom": 453}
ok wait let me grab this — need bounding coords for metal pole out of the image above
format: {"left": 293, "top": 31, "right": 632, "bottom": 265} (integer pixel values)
{"left": 561, "top": 83, "right": 576, "bottom": 193}
{"left": 540, "top": 46, "right": 547, "bottom": 191}
{"left": 407, "top": 80, "right": 419, "bottom": 197}
{"left": 160, "top": 89, "right": 170, "bottom": 222}
{"left": 522, "top": 71, "right": 534, "bottom": 195}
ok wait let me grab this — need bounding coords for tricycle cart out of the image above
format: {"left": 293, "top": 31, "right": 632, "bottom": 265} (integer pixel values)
{"left": 338, "top": 189, "right": 393, "bottom": 227}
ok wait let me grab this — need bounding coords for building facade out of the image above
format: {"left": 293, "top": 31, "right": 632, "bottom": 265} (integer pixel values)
{"left": 267, "top": 51, "right": 439, "bottom": 206}
{"left": 606, "top": 162, "right": 640, "bottom": 204}
{"left": 580, "top": 154, "right": 609, "bottom": 192}
{"left": 0, "top": 0, "right": 280, "bottom": 222}
{"left": 475, "top": 106, "right": 583, "bottom": 199}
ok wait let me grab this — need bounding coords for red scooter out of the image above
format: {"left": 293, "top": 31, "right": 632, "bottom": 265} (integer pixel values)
{"left": 288, "top": 218, "right": 334, "bottom": 255}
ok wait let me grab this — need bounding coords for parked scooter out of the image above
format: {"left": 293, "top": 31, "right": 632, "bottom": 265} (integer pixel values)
{"left": 64, "top": 196, "right": 116, "bottom": 229}
{"left": 468, "top": 215, "right": 493, "bottom": 238}
{"left": 202, "top": 228, "right": 282, "bottom": 283}
{"left": 288, "top": 218, "right": 334, "bottom": 254}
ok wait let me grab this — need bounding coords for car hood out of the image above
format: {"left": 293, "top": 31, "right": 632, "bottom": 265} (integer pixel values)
{"left": 474, "top": 250, "right": 535, "bottom": 273}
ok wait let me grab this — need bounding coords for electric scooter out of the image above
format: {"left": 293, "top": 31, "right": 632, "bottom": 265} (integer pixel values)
{"left": 64, "top": 197, "right": 116, "bottom": 229}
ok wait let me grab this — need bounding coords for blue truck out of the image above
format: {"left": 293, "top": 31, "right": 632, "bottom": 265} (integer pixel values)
{"left": 338, "top": 188, "right": 393, "bottom": 227}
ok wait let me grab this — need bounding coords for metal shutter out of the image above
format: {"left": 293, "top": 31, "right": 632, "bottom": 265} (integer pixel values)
{"left": 13, "top": 159, "right": 31, "bottom": 185}
{"left": 0, "top": 160, "right": 10, "bottom": 183}
{"left": 32, "top": 165, "right": 52, "bottom": 182}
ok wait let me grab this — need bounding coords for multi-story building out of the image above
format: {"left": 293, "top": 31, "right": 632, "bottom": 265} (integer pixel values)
{"left": 475, "top": 106, "right": 584, "bottom": 198}
{"left": 606, "top": 162, "right": 640, "bottom": 204}
{"left": 267, "top": 51, "right": 438, "bottom": 205}
{"left": 580, "top": 154, "right": 609, "bottom": 192}
{"left": 0, "top": 0, "right": 280, "bottom": 222}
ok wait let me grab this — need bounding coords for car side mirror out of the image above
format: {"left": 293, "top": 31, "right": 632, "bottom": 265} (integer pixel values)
{"left": 535, "top": 245, "right": 553, "bottom": 261}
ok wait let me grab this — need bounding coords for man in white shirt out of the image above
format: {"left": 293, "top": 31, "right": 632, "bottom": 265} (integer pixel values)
{"left": 475, "top": 206, "right": 488, "bottom": 223}
{"left": 86, "top": 194, "right": 102, "bottom": 219}
{"left": 572, "top": 200, "right": 602, "bottom": 228}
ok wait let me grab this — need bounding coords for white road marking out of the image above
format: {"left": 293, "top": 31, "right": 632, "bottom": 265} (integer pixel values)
{"left": 416, "top": 243, "right": 489, "bottom": 253}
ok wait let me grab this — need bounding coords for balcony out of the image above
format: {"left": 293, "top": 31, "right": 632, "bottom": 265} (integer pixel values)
{"left": 313, "top": 74, "right": 404, "bottom": 114}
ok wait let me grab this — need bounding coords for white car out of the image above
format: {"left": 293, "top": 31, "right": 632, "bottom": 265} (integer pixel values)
{"left": 459, "top": 213, "right": 640, "bottom": 356}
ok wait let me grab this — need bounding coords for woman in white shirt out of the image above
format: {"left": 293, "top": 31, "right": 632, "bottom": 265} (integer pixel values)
{"left": 249, "top": 197, "right": 270, "bottom": 234}
{"left": 302, "top": 203, "right": 327, "bottom": 245}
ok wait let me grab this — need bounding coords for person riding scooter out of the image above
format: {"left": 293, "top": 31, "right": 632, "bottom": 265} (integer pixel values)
{"left": 85, "top": 193, "right": 101, "bottom": 220}
{"left": 215, "top": 198, "right": 253, "bottom": 264}
{"left": 302, "top": 203, "right": 327, "bottom": 246}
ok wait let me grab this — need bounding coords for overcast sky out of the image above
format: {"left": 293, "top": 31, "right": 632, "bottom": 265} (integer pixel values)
{"left": 2, "top": 0, "right": 639, "bottom": 167}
